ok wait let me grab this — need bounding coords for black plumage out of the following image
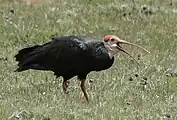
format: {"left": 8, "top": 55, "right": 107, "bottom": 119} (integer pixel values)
{"left": 15, "top": 35, "right": 149, "bottom": 102}
{"left": 15, "top": 36, "right": 114, "bottom": 76}
{"left": 15, "top": 35, "right": 114, "bottom": 101}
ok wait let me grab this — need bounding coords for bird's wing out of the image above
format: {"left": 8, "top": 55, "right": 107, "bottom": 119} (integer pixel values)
{"left": 15, "top": 35, "right": 101, "bottom": 73}
{"left": 32, "top": 36, "right": 89, "bottom": 67}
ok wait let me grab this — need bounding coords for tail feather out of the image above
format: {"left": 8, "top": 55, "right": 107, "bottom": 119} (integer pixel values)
{"left": 15, "top": 64, "right": 48, "bottom": 72}
{"left": 15, "top": 45, "right": 40, "bottom": 62}
{"left": 14, "top": 45, "right": 42, "bottom": 72}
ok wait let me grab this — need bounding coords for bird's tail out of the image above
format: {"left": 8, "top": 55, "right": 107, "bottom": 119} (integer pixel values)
{"left": 14, "top": 45, "right": 41, "bottom": 72}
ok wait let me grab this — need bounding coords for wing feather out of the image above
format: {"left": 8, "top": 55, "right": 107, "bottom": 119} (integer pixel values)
{"left": 34, "top": 36, "right": 89, "bottom": 68}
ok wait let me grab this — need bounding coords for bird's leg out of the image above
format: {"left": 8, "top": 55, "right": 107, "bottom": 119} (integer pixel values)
{"left": 80, "top": 79, "right": 89, "bottom": 102}
{"left": 62, "top": 79, "right": 69, "bottom": 94}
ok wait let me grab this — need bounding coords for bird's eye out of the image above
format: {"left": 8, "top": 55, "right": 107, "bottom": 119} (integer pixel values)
{"left": 110, "top": 38, "right": 115, "bottom": 41}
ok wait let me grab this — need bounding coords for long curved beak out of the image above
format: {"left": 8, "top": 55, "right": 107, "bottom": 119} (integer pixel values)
{"left": 116, "top": 39, "right": 150, "bottom": 65}
{"left": 117, "top": 39, "right": 150, "bottom": 54}
{"left": 116, "top": 45, "right": 140, "bottom": 66}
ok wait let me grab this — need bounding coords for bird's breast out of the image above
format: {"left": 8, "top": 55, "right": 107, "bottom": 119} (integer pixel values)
{"left": 92, "top": 56, "right": 114, "bottom": 71}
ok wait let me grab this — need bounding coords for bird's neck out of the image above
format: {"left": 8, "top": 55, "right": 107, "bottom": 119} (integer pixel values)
{"left": 104, "top": 44, "right": 118, "bottom": 59}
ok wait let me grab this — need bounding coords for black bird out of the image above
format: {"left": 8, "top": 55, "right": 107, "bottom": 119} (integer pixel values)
{"left": 14, "top": 35, "right": 149, "bottom": 102}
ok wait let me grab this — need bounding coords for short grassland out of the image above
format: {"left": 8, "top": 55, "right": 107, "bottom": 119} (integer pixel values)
{"left": 0, "top": 0, "right": 177, "bottom": 120}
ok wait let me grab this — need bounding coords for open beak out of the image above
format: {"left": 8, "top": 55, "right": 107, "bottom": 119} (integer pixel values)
{"left": 116, "top": 39, "right": 150, "bottom": 54}
{"left": 116, "top": 39, "right": 150, "bottom": 65}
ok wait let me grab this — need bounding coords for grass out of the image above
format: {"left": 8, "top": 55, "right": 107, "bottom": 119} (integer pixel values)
{"left": 0, "top": 0, "right": 177, "bottom": 119}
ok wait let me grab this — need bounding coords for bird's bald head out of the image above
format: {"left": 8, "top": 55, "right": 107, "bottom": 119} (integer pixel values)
{"left": 103, "top": 35, "right": 150, "bottom": 63}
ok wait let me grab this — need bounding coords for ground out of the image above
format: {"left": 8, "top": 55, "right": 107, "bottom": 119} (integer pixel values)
{"left": 0, "top": 0, "right": 177, "bottom": 120}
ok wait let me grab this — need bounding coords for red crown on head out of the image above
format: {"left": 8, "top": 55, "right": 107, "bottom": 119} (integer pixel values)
{"left": 104, "top": 36, "right": 111, "bottom": 42}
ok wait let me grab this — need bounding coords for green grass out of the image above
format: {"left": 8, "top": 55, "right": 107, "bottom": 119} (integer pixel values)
{"left": 0, "top": 0, "right": 177, "bottom": 119}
